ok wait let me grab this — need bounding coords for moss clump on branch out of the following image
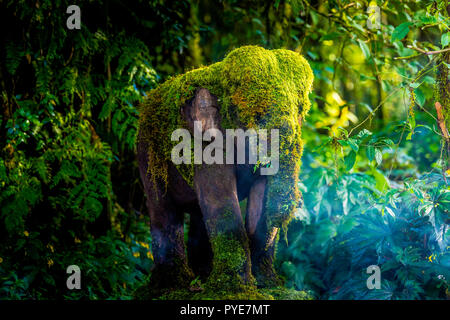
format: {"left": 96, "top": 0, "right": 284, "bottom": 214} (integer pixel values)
{"left": 138, "top": 45, "right": 314, "bottom": 229}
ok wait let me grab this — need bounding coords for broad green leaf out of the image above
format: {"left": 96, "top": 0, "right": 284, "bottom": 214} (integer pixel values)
{"left": 442, "top": 32, "right": 450, "bottom": 48}
{"left": 414, "top": 87, "right": 425, "bottom": 106}
{"left": 391, "top": 22, "right": 413, "bottom": 42}
{"left": 345, "top": 150, "right": 357, "bottom": 171}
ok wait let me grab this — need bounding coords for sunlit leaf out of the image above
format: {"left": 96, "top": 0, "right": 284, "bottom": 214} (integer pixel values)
{"left": 375, "top": 148, "right": 382, "bottom": 166}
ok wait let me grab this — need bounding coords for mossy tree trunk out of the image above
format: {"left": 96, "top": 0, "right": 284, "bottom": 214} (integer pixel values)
{"left": 437, "top": 52, "right": 450, "bottom": 129}
{"left": 436, "top": 5, "right": 450, "bottom": 167}
{"left": 437, "top": 51, "right": 450, "bottom": 168}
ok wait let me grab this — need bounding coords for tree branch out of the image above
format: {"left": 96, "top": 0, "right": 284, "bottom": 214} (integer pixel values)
{"left": 407, "top": 45, "right": 450, "bottom": 55}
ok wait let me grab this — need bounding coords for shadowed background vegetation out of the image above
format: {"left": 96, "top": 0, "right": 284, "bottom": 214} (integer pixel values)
{"left": 0, "top": 0, "right": 449, "bottom": 299}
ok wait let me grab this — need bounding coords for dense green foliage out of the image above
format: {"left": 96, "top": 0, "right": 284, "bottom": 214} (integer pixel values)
{"left": 1, "top": 0, "right": 449, "bottom": 299}
{"left": 278, "top": 125, "right": 449, "bottom": 299}
{"left": 0, "top": 0, "right": 160, "bottom": 299}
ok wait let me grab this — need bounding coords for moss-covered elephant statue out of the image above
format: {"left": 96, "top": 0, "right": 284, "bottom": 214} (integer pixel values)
{"left": 137, "top": 46, "right": 313, "bottom": 297}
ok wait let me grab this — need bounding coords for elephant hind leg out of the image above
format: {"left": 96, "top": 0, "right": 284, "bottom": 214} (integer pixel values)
{"left": 187, "top": 205, "right": 213, "bottom": 279}
{"left": 194, "top": 164, "right": 254, "bottom": 290}
{"left": 245, "top": 176, "right": 283, "bottom": 288}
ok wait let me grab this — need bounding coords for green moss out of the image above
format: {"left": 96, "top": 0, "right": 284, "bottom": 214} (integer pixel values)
{"left": 259, "top": 287, "right": 313, "bottom": 300}
{"left": 157, "top": 286, "right": 272, "bottom": 300}
{"left": 139, "top": 45, "right": 314, "bottom": 228}
{"left": 204, "top": 233, "right": 254, "bottom": 292}
{"left": 133, "top": 258, "right": 195, "bottom": 300}
{"left": 205, "top": 205, "right": 236, "bottom": 235}
{"left": 436, "top": 52, "right": 449, "bottom": 129}
{"left": 136, "top": 285, "right": 313, "bottom": 300}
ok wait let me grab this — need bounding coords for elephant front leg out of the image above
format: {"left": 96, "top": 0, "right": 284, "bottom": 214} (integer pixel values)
{"left": 194, "top": 164, "right": 255, "bottom": 291}
{"left": 137, "top": 140, "right": 193, "bottom": 296}
{"left": 146, "top": 199, "right": 194, "bottom": 293}
{"left": 245, "top": 176, "right": 283, "bottom": 288}
{"left": 187, "top": 205, "right": 213, "bottom": 279}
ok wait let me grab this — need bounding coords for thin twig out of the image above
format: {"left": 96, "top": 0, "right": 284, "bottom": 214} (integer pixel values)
{"left": 303, "top": 0, "right": 373, "bottom": 38}
{"left": 348, "top": 88, "right": 401, "bottom": 137}
{"left": 394, "top": 54, "right": 422, "bottom": 60}
{"left": 406, "top": 45, "right": 450, "bottom": 55}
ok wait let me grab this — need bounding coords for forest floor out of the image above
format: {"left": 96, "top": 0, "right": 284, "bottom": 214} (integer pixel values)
{"left": 134, "top": 283, "right": 313, "bottom": 300}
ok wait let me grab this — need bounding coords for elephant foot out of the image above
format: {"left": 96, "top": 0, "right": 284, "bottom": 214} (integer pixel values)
{"left": 140, "top": 262, "right": 195, "bottom": 298}
{"left": 253, "top": 259, "right": 283, "bottom": 288}
{"left": 203, "top": 233, "right": 256, "bottom": 293}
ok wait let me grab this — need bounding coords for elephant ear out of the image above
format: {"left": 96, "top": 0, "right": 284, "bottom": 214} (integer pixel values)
{"left": 182, "top": 88, "right": 221, "bottom": 133}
